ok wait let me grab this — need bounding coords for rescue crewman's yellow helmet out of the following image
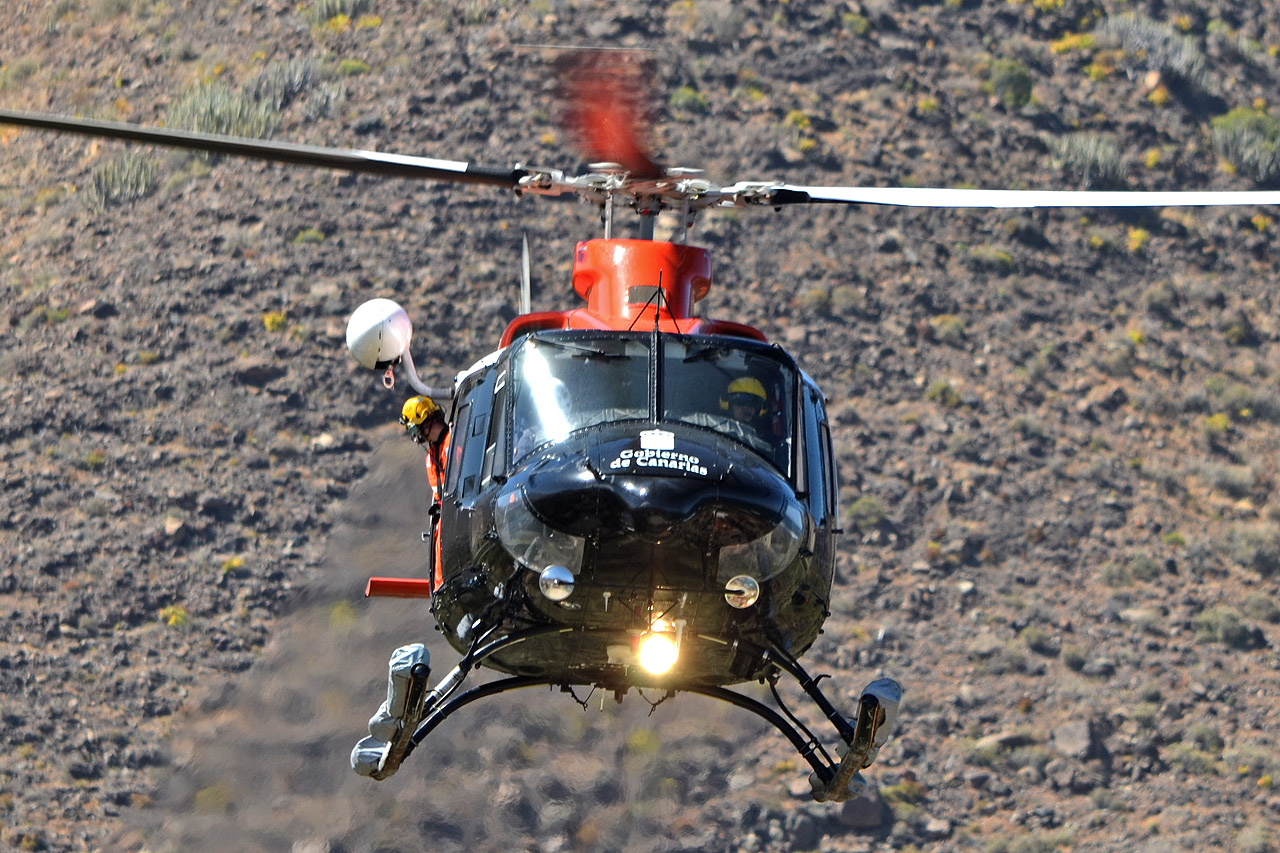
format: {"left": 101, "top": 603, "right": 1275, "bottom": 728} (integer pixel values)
{"left": 401, "top": 396, "right": 442, "bottom": 427}
{"left": 400, "top": 396, "right": 444, "bottom": 443}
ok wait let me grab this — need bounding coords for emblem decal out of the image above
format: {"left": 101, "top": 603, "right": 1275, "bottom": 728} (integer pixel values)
{"left": 639, "top": 429, "right": 675, "bottom": 450}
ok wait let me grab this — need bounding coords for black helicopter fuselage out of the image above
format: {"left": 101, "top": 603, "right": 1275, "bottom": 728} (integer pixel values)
{"left": 428, "top": 329, "right": 840, "bottom": 689}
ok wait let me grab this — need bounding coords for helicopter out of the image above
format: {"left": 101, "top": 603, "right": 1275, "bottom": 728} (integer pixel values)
{"left": 4, "top": 56, "right": 1280, "bottom": 805}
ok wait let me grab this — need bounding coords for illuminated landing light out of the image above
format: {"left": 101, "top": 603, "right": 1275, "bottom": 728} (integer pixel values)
{"left": 638, "top": 632, "right": 679, "bottom": 675}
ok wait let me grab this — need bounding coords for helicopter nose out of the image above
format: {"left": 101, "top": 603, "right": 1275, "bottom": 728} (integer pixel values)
{"left": 596, "top": 472, "right": 712, "bottom": 540}
{"left": 516, "top": 430, "right": 793, "bottom": 545}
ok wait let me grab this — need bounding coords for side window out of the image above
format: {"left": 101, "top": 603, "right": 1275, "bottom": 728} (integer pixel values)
{"left": 803, "top": 387, "right": 829, "bottom": 523}
{"left": 443, "top": 363, "right": 500, "bottom": 499}
{"left": 443, "top": 402, "right": 470, "bottom": 497}
{"left": 481, "top": 367, "right": 508, "bottom": 486}
{"left": 820, "top": 418, "right": 838, "bottom": 518}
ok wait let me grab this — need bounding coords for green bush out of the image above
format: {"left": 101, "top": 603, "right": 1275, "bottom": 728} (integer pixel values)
{"left": 1211, "top": 107, "right": 1280, "bottom": 185}
{"left": 882, "top": 778, "right": 927, "bottom": 807}
{"left": 1199, "top": 413, "right": 1232, "bottom": 448}
{"left": 1127, "top": 554, "right": 1162, "bottom": 582}
{"left": 1193, "top": 605, "right": 1260, "bottom": 649}
{"left": 305, "top": 81, "right": 346, "bottom": 120}
{"left": 829, "top": 285, "right": 863, "bottom": 315}
{"left": 1165, "top": 742, "right": 1217, "bottom": 775}
{"left": 925, "top": 380, "right": 962, "bottom": 408}
{"left": 843, "top": 13, "right": 871, "bottom": 37}
{"left": 1235, "top": 824, "right": 1274, "bottom": 853}
{"left": 337, "top": 58, "right": 371, "bottom": 76}
{"left": 669, "top": 85, "right": 709, "bottom": 115}
{"left": 846, "top": 496, "right": 888, "bottom": 530}
{"left": 248, "top": 59, "right": 318, "bottom": 110}
{"left": 799, "top": 288, "right": 830, "bottom": 314}
{"left": 1130, "top": 702, "right": 1159, "bottom": 729}
{"left": 308, "top": 0, "right": 369, "bottom": 23}
{"left": 85, "top": 150, "right": 158, "bottom": 211}
{"left": 1197, "top": 462, "right": 1255, "bottom": 498}
{"left": 1019, "top": 625, "right": 1057, "bottom": 655}
{"left": 1241, "top": 592, "right": 1280, "bottom": 623}
{"left": 1095, "top": 12, "right": 1207, "bottom": 85}
{"left": 1224, "top": 743, "right": 1280, "bottom": 778}
{"left": 1048, "top": 133, "right": 1127, "bottom": 188}
{"left": 1099, "top": 561, "right": 1131, "bottom": 587}
{"left": 0, "top": 57, "right": 40, "bottom": 89}
{"left": 1231, "top": 524, "right": 1280, "bottom": 576}
{"left": 1187, "top": 722, "right": 1224, "bottom": 753}
{"left": 168, "top": 81, "right": 279, "bottom": 139}
{"left": 1219, "top": 383, "right": 1280, "bottom": 422}
{"left": 192, "top": 782, "right": 235, "bottom": 813}
{"left": 930, "top": 314, "right": 966, "bottom": 345}
{"left": 986, "top": 59, "right": 1033, "bottom": 110}
{"left": 1061, "top": 644, "right": 1087, "bottom": 671}
{"left": 965, "top": 244, "right": 1014, "bottom": 274}
{"left": 1141, "top": 281, "right": 1180, "bottom": 320}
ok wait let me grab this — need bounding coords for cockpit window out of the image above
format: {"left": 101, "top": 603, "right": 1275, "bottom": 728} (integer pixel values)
{"left": 507, "top": 333, "right": 796, "bottom": 476}
{"left": 661, "top": 339, "right": 795, "bottom": 476}
{"left": 509, "top": 336, "right": 650, "bottom": 461}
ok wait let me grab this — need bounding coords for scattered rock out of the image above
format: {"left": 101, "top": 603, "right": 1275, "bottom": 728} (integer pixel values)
{"left": 232, "top": 358, "right": 288, "bottom": 386}
{"left": 923, "top": 815, "right": 953, "bottom": 840}
{"left": 1052, "top": 719, "right": 1099, "bottom": 761}
{"left": 966, "top": 632, "right": 1005, "bottom": 659}
{"left": 839, "top": 788, "right": 888, "bottom": 829}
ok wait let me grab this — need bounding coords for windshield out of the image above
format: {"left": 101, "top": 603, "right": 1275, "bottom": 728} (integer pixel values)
{"left": 508, "top": 333, "right": 796, "bottom": 476}
{"left": 661, "top": 338, "right": 795, "bottom": 476}
{"left": 510, "top": 336, "right": 650, "bottom": 461}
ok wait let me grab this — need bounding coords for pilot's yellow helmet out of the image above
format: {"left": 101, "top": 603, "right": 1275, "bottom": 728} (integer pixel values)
{"left": 720, "top": 376, "right": 768, "bottom": 415}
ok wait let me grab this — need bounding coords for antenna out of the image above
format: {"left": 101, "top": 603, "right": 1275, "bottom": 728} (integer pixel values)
{"left": 520, "top": 233, "right": 532, "bottom": 315}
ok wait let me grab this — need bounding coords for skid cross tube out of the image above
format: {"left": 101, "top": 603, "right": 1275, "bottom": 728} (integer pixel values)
{"left": 686, "top": 685, "right": 837, "bottom": 784}
{"left": 397, "top": 676, "right": 845, "bottom": 787}
{"left": 370, "top": 626, "right": 569, "bottom": 779}
{"left": 418, "top": 624, "right": 572, "bottom": 719}
{"left": 406, "top": 676, "right": 553, "bottom": 758}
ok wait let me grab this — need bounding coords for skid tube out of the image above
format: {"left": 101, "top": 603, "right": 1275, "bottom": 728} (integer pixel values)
{"left": 366, "top": 625, "right": 571, "bottom": 780}
{"left": 391, "top": 631, "right": 898, "bottom": 803}
{"left": 690, "top": 642, "right": 899, "bottom": 803}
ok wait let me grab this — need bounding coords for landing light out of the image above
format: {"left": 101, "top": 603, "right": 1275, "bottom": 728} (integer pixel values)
{"left": 638, "top": 631, "right": 679, "bottom": 675}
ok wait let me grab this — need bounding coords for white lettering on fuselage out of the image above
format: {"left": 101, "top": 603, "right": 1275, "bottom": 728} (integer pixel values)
{"left": 608, "top": 447, "right": 709, "bottom": 477}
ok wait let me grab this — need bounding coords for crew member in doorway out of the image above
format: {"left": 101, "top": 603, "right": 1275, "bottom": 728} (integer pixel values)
{"left": 401, "top": 396, "right": 449, "bottom": 500}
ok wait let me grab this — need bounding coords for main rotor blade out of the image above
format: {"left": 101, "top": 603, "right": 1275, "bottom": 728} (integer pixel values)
{"left": 0, "top": 109, "right": 528, "bottom": 188}
{"left": 772, "top": 185, "right": 1280, "bottom": 208}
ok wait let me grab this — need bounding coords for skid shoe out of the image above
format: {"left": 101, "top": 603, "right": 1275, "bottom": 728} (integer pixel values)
{"left": 351, "top": 643, "right": 431, "bottom": 780}
{"left": 810, "top": 677, "right": 903, "bottom": 803}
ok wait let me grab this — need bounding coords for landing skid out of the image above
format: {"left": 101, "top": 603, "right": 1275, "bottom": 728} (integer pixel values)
{"left": 351, "top": 627, "right": 901, "bottom": 803}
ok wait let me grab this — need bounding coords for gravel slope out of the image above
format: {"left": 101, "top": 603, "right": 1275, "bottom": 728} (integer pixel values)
{"left": 3, "top": 1, "right": 1280, "bottom": 851}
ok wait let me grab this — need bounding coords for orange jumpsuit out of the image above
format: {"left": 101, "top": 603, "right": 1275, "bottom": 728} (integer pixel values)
{"left": 424, "top": 430, "right": 450, "bottom": 590}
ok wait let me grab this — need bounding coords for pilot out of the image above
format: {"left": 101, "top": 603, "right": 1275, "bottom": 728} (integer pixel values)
{"left": 722, "top": 376, "right": 770, "bottom": 428}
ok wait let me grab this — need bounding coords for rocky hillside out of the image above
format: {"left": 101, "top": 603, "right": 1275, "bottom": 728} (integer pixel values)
{"left": 2, "top": 0, "right": 1279, "bottom": 851}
